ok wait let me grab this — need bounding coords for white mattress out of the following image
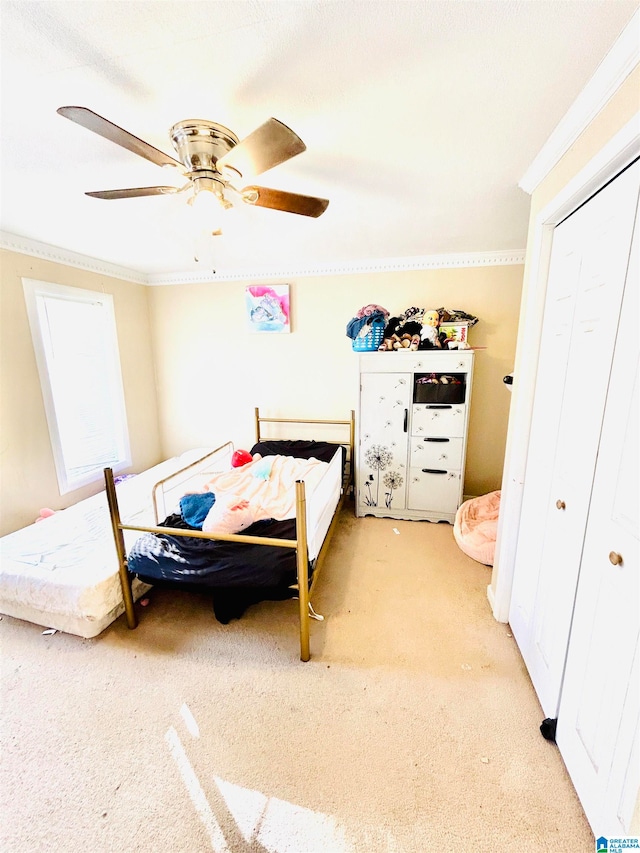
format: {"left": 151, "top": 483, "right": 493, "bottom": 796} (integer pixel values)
{"left": 0, "top": 449, "right": 212, "bottom": 638}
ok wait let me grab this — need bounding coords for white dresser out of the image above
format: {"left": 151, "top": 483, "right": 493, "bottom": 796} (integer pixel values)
{"left": 355, "top": 350, "right": 474, "bottom": 523}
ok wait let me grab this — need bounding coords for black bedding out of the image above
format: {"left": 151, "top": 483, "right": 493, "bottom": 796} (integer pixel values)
{"left": 250, "top": 438, "right": 344, "bottom": 467}
{"left": 127, "top": 440, "right": 342, "bottom": 622}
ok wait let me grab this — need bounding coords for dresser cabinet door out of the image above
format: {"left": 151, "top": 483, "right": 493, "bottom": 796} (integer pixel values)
{"left": 357, "top": 372, "right": 410, "bottom": 512}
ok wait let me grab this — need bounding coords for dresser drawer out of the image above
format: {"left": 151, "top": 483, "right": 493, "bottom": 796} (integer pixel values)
{"left": 407, "top": 468, "right": 462, "bottom": 513}
{"left": 411, "top": 404, "right": 466, "bottom": 437}
{"left": 409, "top": 436, "right": 464, "bottom": 470}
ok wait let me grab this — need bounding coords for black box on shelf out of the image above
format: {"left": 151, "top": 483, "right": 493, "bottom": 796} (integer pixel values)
{"left": 414, "top": 374, "right": 466, "bottom": 404}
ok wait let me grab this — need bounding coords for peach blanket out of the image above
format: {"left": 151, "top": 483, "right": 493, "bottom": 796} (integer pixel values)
{"left": 201, "top": 455, "right": 328, "bottom": 522}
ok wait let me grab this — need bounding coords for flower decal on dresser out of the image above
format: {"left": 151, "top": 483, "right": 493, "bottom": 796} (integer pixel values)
{"left": 383, "top": 470, "right": 404, "bottom": 508}
{"left": 362, "top": 444, "right": 403, "bottom": 507}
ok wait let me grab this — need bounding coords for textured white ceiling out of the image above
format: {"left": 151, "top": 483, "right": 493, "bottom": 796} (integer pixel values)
{"left": 0, "top": 0, "right": 637, "bottom": 279}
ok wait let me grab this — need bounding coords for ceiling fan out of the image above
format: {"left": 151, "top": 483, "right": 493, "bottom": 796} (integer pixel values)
{"left": 57, "top": 106, "right": 329, "bottom": 223}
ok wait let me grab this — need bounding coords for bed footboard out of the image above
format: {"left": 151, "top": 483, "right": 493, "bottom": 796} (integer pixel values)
{"left": 105, "top": 468, "right": 137, "bottom": 630}
{"left": 294, "top": 480, "right": 311, "bottom": 661}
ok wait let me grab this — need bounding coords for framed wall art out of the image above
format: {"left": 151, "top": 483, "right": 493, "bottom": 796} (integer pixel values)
{"left": 245, "top": 284, "right": 290, "bottom": 333}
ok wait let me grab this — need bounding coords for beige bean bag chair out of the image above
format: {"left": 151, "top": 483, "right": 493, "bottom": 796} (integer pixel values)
{"left": 453, "top": 490, "right": 501, "bottom": 566}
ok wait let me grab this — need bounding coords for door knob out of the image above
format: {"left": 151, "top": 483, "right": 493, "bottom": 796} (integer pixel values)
{"left": 556, "top": 500, "right": 566, "bottom": 510}
{"left": 609, "top": 551, "right": 623, "bottom": 566}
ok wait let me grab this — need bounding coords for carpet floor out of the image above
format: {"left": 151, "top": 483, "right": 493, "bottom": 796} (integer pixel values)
{"left": 0, "top": 505, "right": 594, "bottom": 852}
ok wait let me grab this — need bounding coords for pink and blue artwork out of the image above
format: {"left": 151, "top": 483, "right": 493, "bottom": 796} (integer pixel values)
{"left": 245, "top": 284, "right": 290, "bottom": 333}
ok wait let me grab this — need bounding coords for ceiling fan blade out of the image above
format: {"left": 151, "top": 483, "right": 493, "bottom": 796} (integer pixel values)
{"left": 57, "top": 106, "right": 183, "bottom": 170}
{"left": 218, "top": 118, "right": 306, "bottom": 178}
{"left": 242, "top": 186, "right": 329, "bottom": 217}
{"left": 86, "top": 186, "right": 182, "bottom": 200}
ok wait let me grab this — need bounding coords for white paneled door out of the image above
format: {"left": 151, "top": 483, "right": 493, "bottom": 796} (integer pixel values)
{"left": 509, "top": 160, "right": 640, "bottom": 718}
{"left": 555, "top": 198, "right": 640, "bottom": 836}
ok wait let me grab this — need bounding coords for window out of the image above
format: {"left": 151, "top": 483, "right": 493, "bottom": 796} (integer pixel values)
{"left": 23, "top": 279, "right": 131, "bottom": 494}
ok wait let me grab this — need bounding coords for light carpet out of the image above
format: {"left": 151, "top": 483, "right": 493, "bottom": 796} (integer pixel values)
{"left": 0, "top": 506, "right": 594, "bottom": 852}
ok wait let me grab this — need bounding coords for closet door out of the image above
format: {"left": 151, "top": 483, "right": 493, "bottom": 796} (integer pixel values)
{"left": 357, "top": 372, "right": 410, "bottom": 514}
{"left": 509, "top": 161, "right": 640, "bottom": 718}
{"left": 555, "top": 208, "right": 639, "bottom": 836}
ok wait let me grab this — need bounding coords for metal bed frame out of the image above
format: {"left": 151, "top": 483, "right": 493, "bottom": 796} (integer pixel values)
{"left": 104, "top": 407, "right": 355, "bottom": 661}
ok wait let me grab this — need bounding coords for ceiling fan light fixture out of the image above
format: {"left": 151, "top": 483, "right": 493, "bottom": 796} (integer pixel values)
{"left": 189, "top": 181, "right": 228, "bottom": 233}
{"left": 190, "top": 174, "right": 225, "bottom": 199}
{"left": 57, "top": 106, "right": 329, "bottom": 232}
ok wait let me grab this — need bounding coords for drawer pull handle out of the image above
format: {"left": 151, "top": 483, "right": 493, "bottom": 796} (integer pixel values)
{"left": 425, "top": 404, "right": 452, "bottom": 409}
{"left": 556, "top": 500, "right": 566, "bottom": 510}
{"left": 424, "top": 437, "right": 449, "bottom": 443}
{"left": 422, "top": 468, "right": 447, "bottom": 475}
{"left": 609, "top": 551, "right": 623, "bottom": 566}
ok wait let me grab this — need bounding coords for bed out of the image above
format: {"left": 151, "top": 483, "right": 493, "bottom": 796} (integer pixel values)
{"left": 0, "top": 448, "right": 217, "bottom": 638}
{"left": 105, "top": 408, "right": 355, "bottom": 661}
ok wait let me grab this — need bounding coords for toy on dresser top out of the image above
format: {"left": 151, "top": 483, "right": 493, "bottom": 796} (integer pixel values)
{"left": 377, "top": 307, "right": 478, "bottom": 351}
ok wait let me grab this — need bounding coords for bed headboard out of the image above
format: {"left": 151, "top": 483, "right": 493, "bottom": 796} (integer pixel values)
{"left": 254, "top": 407, "right": 355, "bottom": 493}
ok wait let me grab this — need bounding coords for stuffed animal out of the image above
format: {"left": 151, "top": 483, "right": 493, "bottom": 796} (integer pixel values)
{"left": 377, "top": 309, "right": 424, "bottom": 351}
{"left": 202, "top": 493, "right": 256, "bottom": 535}
{"left": 35, "top": 508, "right": 56, "bottom": 523}
{"left": 392, "top": 332, "right": 414, "bottom": 350}
{"left": 419, "top": 309, "right": 441, "bottom": 349}
{"left": 378, "top": 316, "right": 402, "bottom": 351}
{"left": 231, "top": 449, "right": 253, "bottom": 468}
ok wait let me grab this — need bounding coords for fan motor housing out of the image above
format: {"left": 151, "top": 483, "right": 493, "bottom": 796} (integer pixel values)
{"left": 170, "top": 120, "right": 239, "bottom": 173}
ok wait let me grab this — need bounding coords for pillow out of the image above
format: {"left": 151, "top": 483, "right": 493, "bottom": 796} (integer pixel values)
{"left": 202, "top": 493, "right": 257, "bottom": 535}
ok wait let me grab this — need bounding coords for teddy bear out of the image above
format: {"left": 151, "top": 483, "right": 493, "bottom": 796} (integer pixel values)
{"left": 393, "top": 332, "right": 414, "bottom": 350}
{"left": 377, "top": 316, "right": 402, "bottom": 351}
{"left": 377, "top": 308, "right": 424, "bottom": 351}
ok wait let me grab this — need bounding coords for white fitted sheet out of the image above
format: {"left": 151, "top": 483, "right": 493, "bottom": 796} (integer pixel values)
{"left": 0, "top": 450, "right": 212, "bottom": 638}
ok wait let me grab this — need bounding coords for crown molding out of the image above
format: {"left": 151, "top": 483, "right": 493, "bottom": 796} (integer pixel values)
{"left": 1, "top": 232, "right": 524, "bottom": 285}
{"left": 0, "top": 232, "right": 148, "bottom": 285}
{"left": 146, "top": 250, "right": 525, "bottom": 285}
{"left": 519, "top": 8, "right": 640, "bottom": 195}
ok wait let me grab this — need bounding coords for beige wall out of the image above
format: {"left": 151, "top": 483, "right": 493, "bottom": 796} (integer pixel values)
{"left": 148, "top": 264, "right": 523, "bottom": 499}
{"left": 0, "top": 250, "right": 162, "bottom": 536}
{"left": 1, "top": 251, "right": 522, "bottom": 538}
